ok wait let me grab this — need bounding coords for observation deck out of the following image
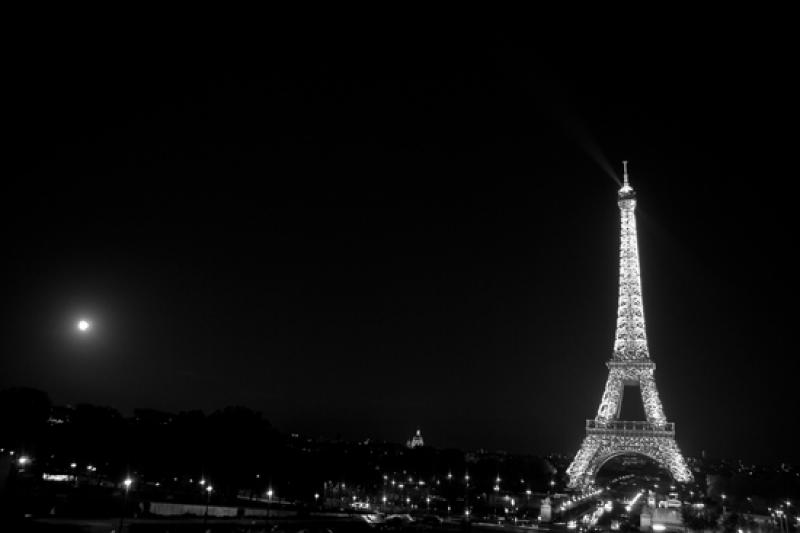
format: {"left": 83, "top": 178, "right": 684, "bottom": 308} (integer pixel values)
{"left": 606, "top": 360, "right": 656, "bottom": 370}
{"left": 586, "top": 419, "right": 675, "bottom": 437}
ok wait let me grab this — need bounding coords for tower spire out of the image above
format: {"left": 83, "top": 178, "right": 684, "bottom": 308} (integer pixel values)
{"left": 614, "top": 163, "right": 647, "bottom": 361}
{"left": 618, "top": 161, "right": 635, "bottom": 200}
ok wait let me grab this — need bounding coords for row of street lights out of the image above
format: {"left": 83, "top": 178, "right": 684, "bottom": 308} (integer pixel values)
{"left": 117, "top": 475, "right": 222, "bottom": 531}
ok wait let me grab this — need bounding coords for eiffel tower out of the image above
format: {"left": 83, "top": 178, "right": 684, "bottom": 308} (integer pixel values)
{"left": 566, "top": 162, "right": 693, "bottom": 490}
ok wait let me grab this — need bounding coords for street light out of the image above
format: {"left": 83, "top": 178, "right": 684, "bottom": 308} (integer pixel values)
{"left": 119, "top": 477, "right": 133, "bottom": 533}
{"left": 775, "top": 509, "right": 789, "bottom": 533}
{"left": 464, "top": 473, "right": 470, "bottom": 518}
{"left": 266, "top": 488, "right": 273, "bottom": 529}
{"left": 203, "top": 484, "right": 213, "bottom": 529}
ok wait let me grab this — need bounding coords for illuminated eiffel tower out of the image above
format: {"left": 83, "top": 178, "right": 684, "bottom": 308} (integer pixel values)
{"left": 566, "top": 162, "right": 693, "bottom": 490}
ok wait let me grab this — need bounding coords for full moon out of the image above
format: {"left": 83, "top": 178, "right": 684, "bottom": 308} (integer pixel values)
{"left": 77, "top": 320, "right": 91, "bottom": 332}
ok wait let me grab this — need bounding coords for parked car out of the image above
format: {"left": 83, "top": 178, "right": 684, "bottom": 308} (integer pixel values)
{"left": 419, "top": 515, "right": 444, "bottom": 526}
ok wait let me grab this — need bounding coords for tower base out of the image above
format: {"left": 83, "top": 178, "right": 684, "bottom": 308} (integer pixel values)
{"left": 567, "top": 423, "right": 692, "bottom": 490}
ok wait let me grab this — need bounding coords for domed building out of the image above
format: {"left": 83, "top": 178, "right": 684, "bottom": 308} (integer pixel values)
{"left": 406, "top": 428, "right": 424, "bottom": 448}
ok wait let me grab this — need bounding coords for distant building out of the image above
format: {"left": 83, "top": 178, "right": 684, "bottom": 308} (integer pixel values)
{"left": 406, "top": 429, "right": 424, "bottom": 448}
{"left": 47, "top": 405, "right": 75, "bottom": 426}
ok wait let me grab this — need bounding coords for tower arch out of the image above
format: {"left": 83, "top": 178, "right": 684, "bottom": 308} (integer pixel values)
{"left": 586, "top": 449, "right": 672, "bottom": 487}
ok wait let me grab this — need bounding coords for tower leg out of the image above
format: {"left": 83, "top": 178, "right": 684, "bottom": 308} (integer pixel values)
{"left": 596, "top": 370, "right": 624, "bottom": 423}
{"left": 660, "top": 439, "right": 693, "bottom": 483}
{"left": 639, "top": 371, "right": 667, "bottom": 426}
{"left": 566, "top": 435, "right": 601, "bottom": 489}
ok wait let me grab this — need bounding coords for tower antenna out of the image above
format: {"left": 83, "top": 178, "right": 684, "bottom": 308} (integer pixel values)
{"left": 623, "top": 160, "right": 629, "bottom": 187}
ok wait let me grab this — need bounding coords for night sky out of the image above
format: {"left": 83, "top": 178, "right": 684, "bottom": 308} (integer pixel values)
{"left": 2, "top": 25, "right": 796, "bottom": 464}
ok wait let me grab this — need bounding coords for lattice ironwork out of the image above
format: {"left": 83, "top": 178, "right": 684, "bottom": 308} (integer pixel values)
{"left": 567, "top": 163, "right": 692, "bottom": 490}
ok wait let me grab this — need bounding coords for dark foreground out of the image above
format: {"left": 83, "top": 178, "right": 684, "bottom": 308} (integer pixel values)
{"left": 4, "top": 516, "right": 557, "bottom": 533}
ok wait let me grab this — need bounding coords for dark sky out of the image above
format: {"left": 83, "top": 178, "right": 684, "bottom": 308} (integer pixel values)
{"left": 2, "top": 24, "right": 796, "bottom": 464}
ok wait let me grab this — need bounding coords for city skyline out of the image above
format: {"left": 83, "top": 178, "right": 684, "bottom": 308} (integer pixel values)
{"left": 2, "top": 27, "right": 797, "bottom": 465}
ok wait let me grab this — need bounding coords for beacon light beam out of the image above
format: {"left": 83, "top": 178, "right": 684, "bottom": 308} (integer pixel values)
{"left": 532, "top": 78, "right": 620, "bottom": 186}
